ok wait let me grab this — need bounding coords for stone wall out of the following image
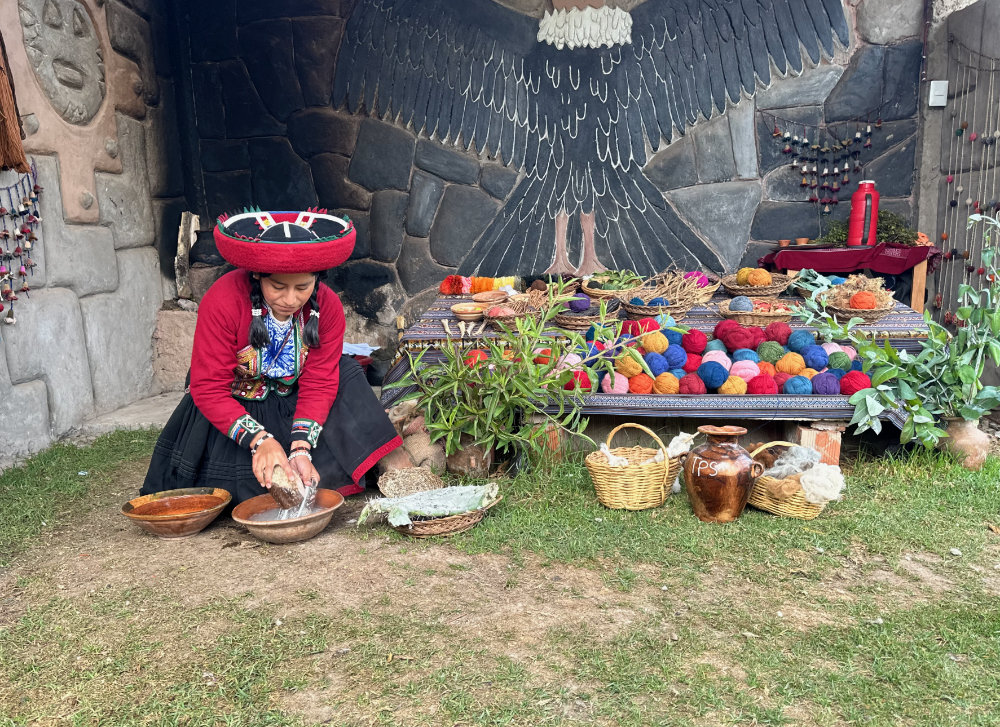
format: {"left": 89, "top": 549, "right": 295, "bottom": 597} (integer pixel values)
{"left": 0, "top": 0, "right": 182, "bottom": 462}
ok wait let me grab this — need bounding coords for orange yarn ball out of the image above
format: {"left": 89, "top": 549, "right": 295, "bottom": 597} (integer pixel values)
{"left": 758, "top": 361, "right": 777, "bottom": 377}
{"left": 775, "top": 352, "right": 806, "bottom": 375}
{"left": 849, "top": 291, "right": 878, "bottom": 310}
{"left": 800, "top": 368, "right": 818, "bottom": 379}
{"left": 718, "top": 376, "right": 748, "bottom": 395}
{"left": 653, "top": 372, "right": 680, "bottom": 394}
{"left": 747, "top": 268, "right": 773, "bottom": 287}
{"left": 629, "top": 373, "right": 654, "bottom": 394}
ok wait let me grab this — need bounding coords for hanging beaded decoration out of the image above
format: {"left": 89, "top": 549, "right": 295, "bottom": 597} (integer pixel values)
{"left": 0, "top": 159, "right": 42, "bottom": 326}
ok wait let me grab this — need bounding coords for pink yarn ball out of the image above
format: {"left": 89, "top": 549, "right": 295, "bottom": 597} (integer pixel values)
{"left": 601, "top": 371, "right": 631, "bottom": 394}
{"left": 684, "top": 271, "right": 710, "bottom": 287}
{"left": 701, "top": 350, "right": 732, "bottom": 370}
{"left": 821, "top": 342, "right": 842, "bottom": 356}
{"left": 839, "top": 345, "right": 857, "bottom": 361}
{"left": 729, "top": 360, "right": 761, "bottom": 381}
{"left": 556, "top": 353, "right": 583, "bottom": 371}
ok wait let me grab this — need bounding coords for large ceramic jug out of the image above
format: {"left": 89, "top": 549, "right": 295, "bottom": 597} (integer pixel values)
{"left": 683, "top": 425, "right": 763, "bottom": 523}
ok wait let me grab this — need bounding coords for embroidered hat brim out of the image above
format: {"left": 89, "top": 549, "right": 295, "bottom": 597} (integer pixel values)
{"left": 214, "top": 208, "right": 356, "bottom": 273}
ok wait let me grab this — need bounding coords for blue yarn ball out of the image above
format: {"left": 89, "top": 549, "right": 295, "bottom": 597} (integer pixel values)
{"left": 644, "top": 352, "right": 668, "bottom": 377}
{"left": 697, "top": 361, "right": 729, "bottom": 390}
{"left": 662, "top": 345, "right": 688, "bottom": 369}
{"left": 585, "top": 324, "right": 613, "bottom": 342}
{"left": 670, "top": 368, "right": 687, "bottom": 380}
{"left": 732, "top": 348, "right": 760, "bottom": 363}
{"left": 655, "top": 313, "right": 676, "bottom": 328}
{"left": 704, "top": 339, "right": 728, "bottom": 353}
{"left": 665, "top": 329, "right": 684, "bottom": 347}
{"left": 826, "top": 368, "right": 847, "bottom": 380}
{"left": 801, "top": 344, "right": 829, "bottom": 370}
{"left": 783, "top": 375, "right": 813, "bottom": 395}
{"left": 851, "top": 359, "right": 864, "bottom": 372}
{"left": 811, "top": 372, "right": 841, "bottom": 395}
{"left": 787, "top": 330, "right": 817, "bottom": 353}
{"left": 586, "top": 344, "right": 604, "bottom": 365}
{"left": 831, "top": 276, "right": 847, "bottom": 285}
{"left": 648, "top": 297, "right": 669, "bottom": 306}
{"left": 630, "top": 296, "right": 645, "bottom": 305}
{"left": 730, "top": 295, "right": 754, "bottom": 312}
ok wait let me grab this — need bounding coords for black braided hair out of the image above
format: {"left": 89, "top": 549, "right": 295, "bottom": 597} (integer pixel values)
{"left": 303, "top": 271, "right": 325, "bottom": 347}
{"left": 249, "top": 274, "right": 270, "bottom": 348}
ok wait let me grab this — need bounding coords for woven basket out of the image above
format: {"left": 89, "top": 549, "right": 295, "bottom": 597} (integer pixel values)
{"left": 484, "top": 298, "right": 542, "bottom": 331}
{"left": 580, "top": 280, "right": 642, "bottom": 300}
{"left": 717, "top": 300, "right": 795, "bottom": 326}
{"left": 553, "top": 298, "right": 621, "bottom": 330}
{"left": 620, "top": 299, "right": 692, "bottom": 321}
{"left": 390, "top": 496, "right": 502, "bottom": 538}
{"left": 747, "top": 441, "right": 826, "bottom": 520}
{"left": 584, "top": 423, "right": 681, "bottom": 511}
{"left": 824, "top": 301, "right": 895, "bottom": 324}
{"left": 720, "top": 273, "right": 793, "bottom": 298}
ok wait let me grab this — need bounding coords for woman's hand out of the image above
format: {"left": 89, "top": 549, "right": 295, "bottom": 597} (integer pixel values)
{"left": 289, "top": 446, "right": 320, "bottom": 487}
{"left": 251, "top": 436, "right": 295, "bottom": 489}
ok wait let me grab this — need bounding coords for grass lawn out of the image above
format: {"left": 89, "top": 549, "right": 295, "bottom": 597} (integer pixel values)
{"left": 1, "top": 432, "right": 999, "bottom": 726}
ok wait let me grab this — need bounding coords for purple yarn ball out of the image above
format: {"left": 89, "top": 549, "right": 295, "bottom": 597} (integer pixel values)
{"left": 811, "top": 372, "right": 841, "bottom": 395}
{"left": 569, "top": 293, "right": 592, "bottom": 313}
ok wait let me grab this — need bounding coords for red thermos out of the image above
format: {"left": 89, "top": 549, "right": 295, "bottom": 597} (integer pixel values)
{"left": 847, "top": 180, "right": 879, "bottom": 246}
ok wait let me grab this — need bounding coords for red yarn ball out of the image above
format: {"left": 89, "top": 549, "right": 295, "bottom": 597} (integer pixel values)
{"left": 746, "top": 374, "right": 779, "bottom": 394}
{"left": 628, "top": 373, "right": 654, "bottom": 394}
{"left": 621, "top": 320, "right": 642, "bottom": 337}
{"left": 773, "top": 372, "right": 793, "bottom": 390}
{"left": 637, "top": 317, "right": 660, "bottom": 333}
{"left": 720, "top": 327, "right": 756, "bottom": 353}
{"left": 839, "top": 370, "right": 872, "bottom": 395}
{"left": 679, "top": 373, "right": 707, "bottom": 394}
{"left": 747, "top": 326, "right": 766, "bottom": 348}
{"left": 714, "top": 319, "right": 741, "bottom": 339}
{"left": 682, "top": 329, "right": 708, "bottom": 354}
{"left": 564, "top": 370, "right": 592, "bottom": 391}
{"left": 764, "top": 321, "right": 792, "bottom": 345}
{"left": 682, "top": 353, "right": 703, "bottom": 373}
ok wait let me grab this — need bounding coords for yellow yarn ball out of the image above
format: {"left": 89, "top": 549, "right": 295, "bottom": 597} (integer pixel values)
{"left": 641, "top": 331, "right": 669, "bottom": 354}
{"left": 653, "top": 372, "right": 680, "bottom": 394}
{"left": 800, "top": 368, "right": 819, "bottom": 380}
{"left": 736, "top": 267, "right": 755, "bottom": 286}
{"left": 775, "top": 352, "right": 806, "bottom": 375}
{"left": 747, "top": 268, "right": 773, "bottom": 287}
{"left": 718, "top": 376, "right": 748, "bottom": 395}
{"left": 616, "top": 354, "right": 643, "bottom": 378}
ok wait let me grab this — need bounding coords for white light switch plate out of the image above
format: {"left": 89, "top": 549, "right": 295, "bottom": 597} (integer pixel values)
{"left": 929, "top": 80, "right": 949, "bottom": 107}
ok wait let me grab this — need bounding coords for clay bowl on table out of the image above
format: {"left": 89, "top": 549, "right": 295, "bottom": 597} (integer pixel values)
{"left": 471, "top": 290, "right": 509, "bottom": 305}
{"left": 121, "top": 487, "right": 231, "bottom": 539}
{"left": 231, "top": 488, "right": 344, "bottom": 544}
{"left": 450, "top": 302, "right": 486, "bottom": 322}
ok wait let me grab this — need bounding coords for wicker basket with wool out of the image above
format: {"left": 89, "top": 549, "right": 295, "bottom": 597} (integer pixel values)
{"left": 747, "top": 441, "right": 826, "bottom": 520}
{"left": 585, "top": 423, "right": 681, "bottom": 510}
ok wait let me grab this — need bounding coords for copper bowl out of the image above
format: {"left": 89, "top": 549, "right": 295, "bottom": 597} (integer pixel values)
{"left": 231, "top": 488, "right": 344, "bottom": 544}
{"left": 122, "top": 487, "right": 231, "bottom": 539}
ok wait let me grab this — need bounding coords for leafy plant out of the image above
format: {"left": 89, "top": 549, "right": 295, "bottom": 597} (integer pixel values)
{"left": 587, "top": 269, "right": 644, "bottom": 290}
{"left": 790, "top": 268, "right": 842, "bottom": 299}
{"left": 815, "top": 210, "right": 919, "bottom": 247}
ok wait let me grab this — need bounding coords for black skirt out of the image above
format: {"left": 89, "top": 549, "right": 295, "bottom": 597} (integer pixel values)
{"left": 141, "top": 355, "right": 401, "bottom": 504}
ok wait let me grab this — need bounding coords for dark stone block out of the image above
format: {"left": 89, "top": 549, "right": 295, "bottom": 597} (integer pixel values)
{"left": 218, "top": 61, "right": 286, "bottom": 138}
{"left": 190, "top": 230, "right": 224, "bottom": 265}
{"left": 398, "top": 236, "right": 455, "bottom": 295}
{"left": 414, "top": 140, "right": 479, "bottom": 184}
{"left": 349, "top": 120, "right": 415, "bottom": 191}
{"left": 346, "top": 211, "right": 370, "bottom": 260}
{"left": 312, "top": 153, "right": 372, "bottom": 210}
{"left": 287, "top": 108, "right": 358, "bottom": 158}
{"left": 750, "top": 201, "right": 824, "bottom": 240}
{"left": 756, "top": 106, "right": 823, "bottom": 176}
{"left": 293, "top": 17, "right": 344, "bottom": 107}
{"left": 238, "top": 21, "right": 304, "bottom": 122}
{"left": 326, "top": 260, "right": 396, "bottom": 320}
{"left": 740, "top": 240, "right": 776, "bottom": 268}
{"left": 248, "top": 138, "right": 317, "bottom": 210}
{"left": 863, "top": 136, "right": 917, "bottom": 197}
{"left": 189, "top": 0, "right": 237, "bottom": 62}
{"left": 237, "top": 0, "right": 342, "bottom": 23}
{"left": 406, "top": 171, "right": 444, "bottom": 237}
{"left": 763, "top": 165, "right": 811, "bottom": 202}
{"left": 201, "top": 139, "right": 250, "bottom": 172}
{"left": 430, "top": 186, "right": 500, "bottom": 267}
{"left": 370, "top": 191, "right": 408, "bottom": 262}
{"left": 646, "top": 135, "right": 698, "bottom": 191}
{"left": 665, "top": 181, "right": 762, "bottom": 272}
{"left": 191, "top": 64, "right": 226, "bottom": 139}
{"left": 480, "top": 163, "right": 519, "bottom": 200}
{"left": 825, "top": 45, "right": 886, "bottom": 122}
{"left": 106, "top": 0, "right": 159, "bottom": 106}
{"left": 880, "top": 41, "right": 922, "bottom": 122}
{"left": 204, "top": 170, "right": 253, "bottom": 221}
{"left": 693, "top": 116, "right": 737, "bottom": 184}
{"left": 879, "top": 118, "right": 918, "bottom": 147}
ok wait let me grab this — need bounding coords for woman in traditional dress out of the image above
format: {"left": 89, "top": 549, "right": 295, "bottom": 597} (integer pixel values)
{"left": 141, "top": 209, "right": 402, "bottom": 504}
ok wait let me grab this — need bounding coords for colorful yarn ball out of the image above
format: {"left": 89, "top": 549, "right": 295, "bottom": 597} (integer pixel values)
{"left": 629, "top": 296, "right": 645, "bottom": 305}
{"left": 776, "top": 352, "right": 806, "bottom": 375}
{"left": 735, "top": 267, "right": 755, "bottom": 285}
{"left": 648, "top": 297, "right": 669, "bottom": 306}
{"left": 782, "top": 375, "right": 813, "bottom": 395}
{"left": 653, "top": 372, "right": 680, "bottom": 394}
{"left": 758, "top": 361, "right": 777, "bottom": 377}
{"left": 811, "top": 372, "right": 841, "bottom": 395}
{"left": 787, "top": 330, "right": 817, "bottom": 353}
{"left": 747, "top": 327, "right": 767, "bottom": 348}
{"left": 621, "top": 320, "right": 643, "bottom": 337}
{"left": 568, "top": 294, "right": 592, "bottom": 313}
{"left": 586, "top": 323, "right": 614, "bottom": 342}
{"left": 682, "top": 329, "right": 708, "bottom": 354}
{"left": 644, "top": 352, "right": 668, "bottom": 377}
{"left": 684, "top": 271, "right": 710, "bottom": 287}
{"left": 719, "top": 376, "right": 748, "bottom": 395}
{"left": 702, "top": 351, "right": 732, "bottom": 370}
{"left": 682, "top": 353, "right": 703, "bottom": 374}
{"left": 839, "top": 345, "right": 858, "bottom": 360}
{"left": 764, "top": 321, "right": 792, "bottom": 345}
{"left": 729, "top": 295, "right": 754, "bottom": 312}
{"left": 732, "top": 348, "right": 760, "bottom": 363}
{"left": 714, "top": 319, "right": 742, "bottom": 339}
{"left": 584, "top": 342, "right": 606, "bottom": 365}
{"left": 629, "top": 373, "right": 654, "bottom": 394}
{"left": 564, "top": 370, "right": 592, "bottom": 391}
{"left": 826, "top": 368, "right": 847, "bottom": 380}
{"left": 641, "top": 331, "right": 669, "bottom": 354}
{"left": 774, "top": 372, "right": 793, "bottom": 390}
{"left": 840, "top": 370, "right": 872, "bottom": 395}
{"left": 757, "top": 341, "right": 786, "bottom": 364}
{"left": 821, "top": 342, "right": 842, "bottom": 356}
{"left": 555, "top": 353, "right": 583, "bottom": 371}
{"left": 850, "top": 359, "right": 864, "bottom": 372}
{"left": 533, "top": 348, "right": 553, "bottom": 364}
{"left": 831, "top": 276, "right": 847, "bottom": 285}
{"left": 697, "top": 362, "right": 729, "bottom": 390}
{"left": 827, "top": 352, "right": 852, "bottom": 371}
{"left": 849, "top": 291, "right": 878, "bottom": 310}
{"left": 747, "top": 269, "right": 773, "bottom": 287}
{"left": 662, "top": 345, "right": 687, "bottom": 369}
{"left": 670, "top": 368, "right": 687, "bottom": 380}
{"left": 601, "top": 371, "right": 630, "bottom": 394}
{"left": 679, "top": 373, "right": 707, "bottom": 394}
{"left": 616, "top": 354, "right": 643, "bottom": 378}
{"left": 638, "top": 318, "right": 661, "bottom": 333}
{"left": 655, "top": 313, "right": 676, "bottom": 328}
{"left": 704, "top": 339, "right": 728, "bottom": 353}
{"left": 721, "top": 327, "right": 756, "bottom": 353}
{"left": 746, "top": 374, "right": 778, "bottom": 394}
{"left": 800, "top": 368, "right": 819, "bottom": 380}
{"left": 665, "top": 329, "right": 684, "bottom": 347}
{"left": 801, "top": 345, "right": 829, "bottom": 370}
{"left": 729, "top": 360, "right": 760, "bottom": 381}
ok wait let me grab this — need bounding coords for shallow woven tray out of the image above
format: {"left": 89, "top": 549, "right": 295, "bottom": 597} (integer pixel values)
{"left": 824, "top": 302, "right": 895, "bottom": 324}
{"left": 721, "top": 273, "right": 793, "bottom": 298}
{"left": 746, "top": 441, "right": 825, "bottom": 520}
{"left": 620, "top": 299, "right": 692, "bottom": 321}
{"left": 584, "top": 423, "right": 681, "bottom": 511}
{"left": 553, "top": 298, "right": 621, "bottom": 330}
{"left": 717, "top": 300, "right": 794, "bottom": 325}
{"left": 580, "top": 280, "right": 642, "bottom": 300}
{"left": 484, "top": 297, "right": 542, "bottom": 331}
{"left": 390, "top": 496, "right": 502, "bottom": 538}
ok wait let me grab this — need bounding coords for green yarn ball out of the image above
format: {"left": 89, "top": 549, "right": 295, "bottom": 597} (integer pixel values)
{"left": 827, "top": 351, "right": 852, "bottom": 371}
{"left": 757, "top": 341, "right": 786, "bottom": 364}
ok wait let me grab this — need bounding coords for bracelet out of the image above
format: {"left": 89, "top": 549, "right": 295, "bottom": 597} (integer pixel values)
{"left": 249, "top": 432, "right": 274, "bottom": 457}
{"left": 287, "top": 449, "right": 313, "bottom": 462}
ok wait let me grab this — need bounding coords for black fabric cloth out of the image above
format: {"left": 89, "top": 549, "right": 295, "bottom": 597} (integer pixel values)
{"left": 142, "top": 355, "right": 398, "bottom": 504}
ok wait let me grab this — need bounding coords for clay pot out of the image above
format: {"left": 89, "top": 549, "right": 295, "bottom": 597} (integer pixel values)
{"left": 940, "top": 418, "right": 990, "bottom": 471}
{"left": 683, "top": 425, "right": 764, "bottom": 523}
{"left": 778, "top": 239, "right": 791, "bottom": 248}
{"left": 795, "top": 237, "right": 811, "bottom": 246}
{"left": 445, "top": 434, "right": 495, "bottom": 477}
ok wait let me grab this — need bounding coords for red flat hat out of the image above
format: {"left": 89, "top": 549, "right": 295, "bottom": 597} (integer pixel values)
{"left": 214, "top": 208, "right": 355, "bottom": 273}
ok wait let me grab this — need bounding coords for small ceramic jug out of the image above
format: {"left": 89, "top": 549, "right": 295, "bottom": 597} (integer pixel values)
{"left": 683, "top": 425, "right": 763, "bottom": 523}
